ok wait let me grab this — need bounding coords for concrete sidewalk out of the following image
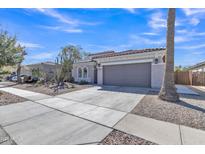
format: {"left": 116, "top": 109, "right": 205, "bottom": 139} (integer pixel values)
{"left": 0, "top": 87, "right": 51, "bottom": 101}
{"left": 0, "top": 82, "right": 16, "bottom": 88}
{"left": 114, "top": 113, "right": 205, "bottom": 145}
{"left": 176, "top": 85, "right": 199, "bottom": 95}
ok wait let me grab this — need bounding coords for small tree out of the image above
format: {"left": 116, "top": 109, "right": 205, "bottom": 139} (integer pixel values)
{"left": 53, "top": 45, "right": 82, "bottom": 92}
{"left": 32, "top": 68, "right": 44, "bottom": 78}
{"left": 31, "top": 68, "right": 46, "bottom": 86}
{"left": 0, "top": 30, "right": 26, "bottom": 82}
{"left": 175, "top": 65, "right": 189, "bottom": 72}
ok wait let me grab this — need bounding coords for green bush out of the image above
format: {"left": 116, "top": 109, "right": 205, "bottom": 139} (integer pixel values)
{"left": 70, "top": 77, "right": 75, "bottom": 83}
{"left": 79, "top": 80, "right": 88, "bottom": 85}
{"left": 0, "top": 70, "right": 10, "bottom": 75}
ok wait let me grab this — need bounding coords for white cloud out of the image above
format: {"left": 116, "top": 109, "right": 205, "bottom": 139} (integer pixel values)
{"left": 191, "top": 51, "right": 205, "bottom": 55}
{"left": 141, "top": 32, "right": 158, "bottom": 36}
{"left": 18, "top": 41, "right": 43, "bottom": 49}
{"left": 175, "top": 29, "right": 205, "bottom": 44}
{"left": 181, "top": 9, "right": 205, "bottom": 26}
{"left": 189, "top": 18, "right": 200, "bottom": 26}
{"left": 176, "top": 29, "right": 205, "bottom": 37}
{"left": 148, "top": 9, "right": 201, "bottom": 31}
{"left": 39, "top": 25, "right": 60, "bottom": 30}
{"left": 191, "top": 32, "right": 205, "bottom": 36}
{"left": 148, "top": 11, "right": 166, "bottom": 30}
{"left": 177, "top": 44, "right": 205, "bottom": 50}
{"left": 26, "top": 8, "right": 101, "bottom": 34}
{"left": 63, "top": 28, "right": 82, "bottom": 33}
{"left": 176, "top": 29, "right": 188, "bottom": 34}
{"left": 123, "top": 8, "right": 136, "bottom": 14}
{"left": 86, "top": 34, "right": 166, "bottom": 52}
{"left": 40, "top": 25, "right": 83, "bottom": 33}
{"left": 175, "top": 17, "right": 200, "bottom": 27}
{"left": 130, "top": 35, "right": 165, "bottom": 46}
{"left": 34, "top": 8, "right": 78, "bottom": 25}
{"left": 175, "top": 36, "right": 190, "bottom": 43}
{"left": 30, "top": 8, "right": 100, "bottom": 27}
{"left": 182, "top": 8, "right": 205, "bottom": 16}
{"left": 31, "top": 52, "right": 54, "bottom": 60}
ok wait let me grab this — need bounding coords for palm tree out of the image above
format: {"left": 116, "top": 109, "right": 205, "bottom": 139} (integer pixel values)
{"left": 159, "top": 8, "right": 179, "bottom": 102}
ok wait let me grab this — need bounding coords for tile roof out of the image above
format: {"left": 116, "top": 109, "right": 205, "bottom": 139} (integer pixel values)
{"left": 91, "top": 48, "right": 166, "bottom": 59}
{"left": 89, "top": 51, "right": 115, "bottom": 56}
{"left": 188, "top": 61, "right": 205, "bottom": 70}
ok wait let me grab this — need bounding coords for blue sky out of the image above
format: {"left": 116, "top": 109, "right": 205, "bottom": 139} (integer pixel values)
{"left": 0, "top": 8, "right": 205, "bottom": 66}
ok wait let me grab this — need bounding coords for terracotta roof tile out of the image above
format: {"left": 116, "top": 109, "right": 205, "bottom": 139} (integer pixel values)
{"left": 92, "top": 48, "right": 165, "bottom": 59}
{"left": 89, "top": 51, "right": 115, "bottom": 56}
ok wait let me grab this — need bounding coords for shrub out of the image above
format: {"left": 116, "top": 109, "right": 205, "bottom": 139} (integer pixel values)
{"left": 79, "top": 80, "right": 88, "bottom": 85}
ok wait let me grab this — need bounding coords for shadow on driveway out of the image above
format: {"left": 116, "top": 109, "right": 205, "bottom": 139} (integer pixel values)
{"left": 97, "top": 85, "right": 149, "bottom": 94}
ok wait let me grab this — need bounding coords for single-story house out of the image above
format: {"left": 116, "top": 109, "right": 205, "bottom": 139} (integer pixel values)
{"left": 21, "top": 61, "right": 59, "bottom": 79}
{"left": 188, "top": 61, "right": 205, "bottom": 72}
{"left": 72, "top": 48, "right": 166, "bottom": 88}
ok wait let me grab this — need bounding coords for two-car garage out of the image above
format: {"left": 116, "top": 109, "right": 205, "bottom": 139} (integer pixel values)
{"left": 103, "top": 62, "right": 151, "bottom": 88}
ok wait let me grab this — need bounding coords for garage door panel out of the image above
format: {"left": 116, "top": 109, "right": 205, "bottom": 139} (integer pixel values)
{"left": 103, "top": 63, "right": 151, "bottom": 87}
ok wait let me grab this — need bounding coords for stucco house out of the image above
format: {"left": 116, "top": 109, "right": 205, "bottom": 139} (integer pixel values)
{"left": 72, "top": 48, "right": 166, "bottom": 88}
{"left": 188, "top": 61, "right": 205, "bottom": 72}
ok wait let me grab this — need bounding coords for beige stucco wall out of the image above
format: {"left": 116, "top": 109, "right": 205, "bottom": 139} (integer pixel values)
{"left": 97, "top": 66, "right": 103, "bottom": 85}
{"left": 72, "top": 61, "right": 96, "bottom": 83}
{"left": 151, "top": 63, "right": 165, "bottom": 88}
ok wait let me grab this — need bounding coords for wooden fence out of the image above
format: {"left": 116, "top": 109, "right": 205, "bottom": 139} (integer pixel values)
{"left": 175, "top": 71, "right": 205, "bottom": 86}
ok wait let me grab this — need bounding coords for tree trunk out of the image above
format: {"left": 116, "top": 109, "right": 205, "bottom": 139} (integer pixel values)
{"left": 159, "top": 8, "right": 179, "bottom": 102}
{"left": 17, "top": 63, "right": 21, "bottom": 84}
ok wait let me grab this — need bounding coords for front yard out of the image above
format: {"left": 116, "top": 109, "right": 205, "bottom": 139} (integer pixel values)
{"left": 100, "top": 130, "right": 156, "bottom": 145}
{"left": 132, "top": 86, "right": 205, "bottom": 131}
{"left": 13, "top": 83, "right": 93, "bottom": 96}
{"left": 1, "top": 83, "right": 205, "bottom": 144}
{"left": 0, "top": 91, "right": 27, "bottom": 106}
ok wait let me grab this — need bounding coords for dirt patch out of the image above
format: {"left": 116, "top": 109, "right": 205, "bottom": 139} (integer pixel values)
{"left": 0, "top": 91, "right": 27, "bottom": 106}
{"left": 100, "top": 130, "right": 156, "bottom": 145}
{"left": 132, "top": 90, "right": 205, "bottom": 131}
{"left": 13, "top": 83, "right": 93, "bottom": 96}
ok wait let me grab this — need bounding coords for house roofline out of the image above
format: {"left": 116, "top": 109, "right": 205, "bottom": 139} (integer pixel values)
{"left": 188, "top": 61, "right": 205, "bottom": 70}
{"left": 92, "top": 47, "right": 166, "bottom": 59}
{"left": 23, "top": 61, "right": 58, "bottom": 67}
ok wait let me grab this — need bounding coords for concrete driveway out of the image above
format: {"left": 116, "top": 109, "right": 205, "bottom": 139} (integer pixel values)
{"left": 0, "top": 86, "right": 148, "bottom": 145}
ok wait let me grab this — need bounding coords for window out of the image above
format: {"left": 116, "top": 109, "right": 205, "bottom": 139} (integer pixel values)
{"left": 78, "top": 67, "right": 82, "bottom": 78}
{"left": 83, "top": 67, "right": 88, "bottom": 78}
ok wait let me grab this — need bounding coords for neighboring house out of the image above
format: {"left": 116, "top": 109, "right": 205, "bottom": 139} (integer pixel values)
{"left": 21, "top": 62, "right": 59, "bottom": 79}
{"left": 188, "top": 61, "right": 205, "bottom": 72}
{"left": 72, "top": 48, "right": 166, "bottom": 88}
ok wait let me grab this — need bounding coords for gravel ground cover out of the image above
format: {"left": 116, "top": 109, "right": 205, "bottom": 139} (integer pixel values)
{"left": 100, "top": 130, "right": 156, "bottom": 145}
{"left": 0, "top": 91, "right": 27, "bottom": 106}
{"left": 132, "top": 87, "right": 205, "bottom": 131}
{"left": 13, "top": 83, "right": 93, "bottom": 96}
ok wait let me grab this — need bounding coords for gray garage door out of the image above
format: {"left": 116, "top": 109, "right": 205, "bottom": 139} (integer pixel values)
{"left": 103, "top": 63, "right": 151, "bottom": 87}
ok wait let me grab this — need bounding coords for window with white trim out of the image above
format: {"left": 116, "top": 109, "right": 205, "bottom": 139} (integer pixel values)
{"left": 78, "top": 67, "right": 82, "bottom": 78}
